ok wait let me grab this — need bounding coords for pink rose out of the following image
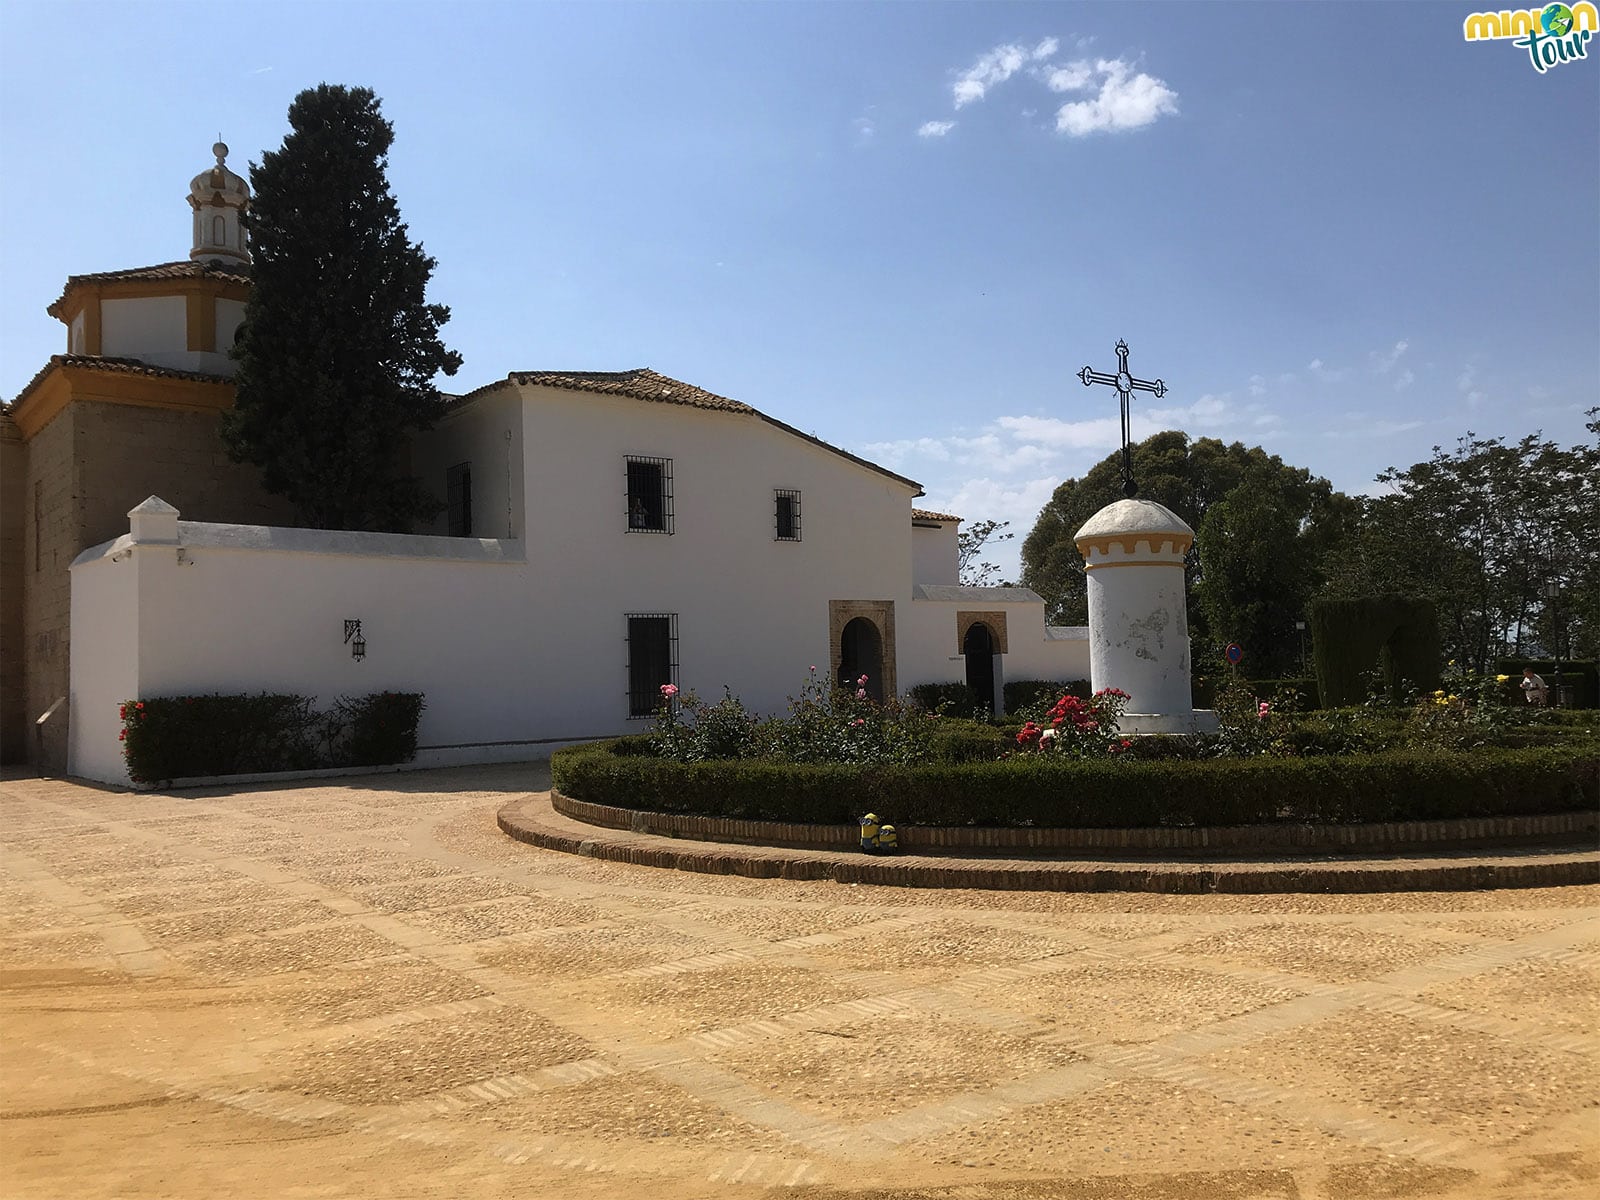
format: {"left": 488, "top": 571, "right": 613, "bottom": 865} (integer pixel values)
{"left": 661, "top": 683, "right": 678, "bottom": 697}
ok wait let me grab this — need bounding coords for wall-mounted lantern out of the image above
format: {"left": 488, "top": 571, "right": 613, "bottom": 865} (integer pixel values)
{"left": 344, "top": 619, "right": 367, "bottom": 662}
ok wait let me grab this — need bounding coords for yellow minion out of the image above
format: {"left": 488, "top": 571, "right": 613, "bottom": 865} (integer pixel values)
{"left": 859, "top": 813, "right": 880, "bottom": 852}
{"left": 877, "top": 824, "right": 898, "bottom": 854}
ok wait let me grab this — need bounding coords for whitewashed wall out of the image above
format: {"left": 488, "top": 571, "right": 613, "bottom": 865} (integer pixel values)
{"left": 412, "top": 389, "right": 525, "bottom": 541}
{"left": 101, "top": 296, "right": 185, "bottom": 361}
{"left": 911, "top": 521, "right": 958, "bottom": 585}
{"left": 70, "top": 515, "right": 534, "bottom": 786}
{"left": 514, "top": 386, "right": 917, "bottom": 725}
{"left": 898, "top": 588, "right": 1091, "bottom": 708}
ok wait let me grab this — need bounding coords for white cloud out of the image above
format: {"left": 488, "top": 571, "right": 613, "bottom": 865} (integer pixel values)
{"left": 1054, "top": 59, "right": 1178, "bottom": 136}
{"left": 1044, "top": 62, "right": 1095, "bottom": 92}
{"left": 952, "top": 38, "right": 1059, "bottom": 107}
{"left": 1371, "top": 339, "right": 1409, "bottom": 374}
{"left": 1248, "top": 374, "right": 1268, "bottom": 397}
{"left": 1393, "top": 368, "right": 1415, "bottom": 391}
{"left": 995, "top": 414, "right": 1124, "bottom": 451}
{"left": 917, "top": 120, "right": 956, "bottom": 138}
{"left": 920, "top": 475, "right": 1063, "bottom": 581}
{"left": 1308, "top": 358, "right": 1323, "bottom": 371}
{"left": 852, "top": 116, "right": 876, "bottom": 144}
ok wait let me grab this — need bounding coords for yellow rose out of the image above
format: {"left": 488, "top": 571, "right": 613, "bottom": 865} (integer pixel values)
{"left": 1495, "top": 675, "right": 1509, "bottom": 683}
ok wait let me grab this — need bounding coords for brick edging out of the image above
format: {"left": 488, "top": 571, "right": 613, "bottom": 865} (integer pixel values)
{"left": 502, "top": 797, "right": 1600, "bottom": 895}
{"left": 550, "top": 790, "right": 1597, "bottom": 857}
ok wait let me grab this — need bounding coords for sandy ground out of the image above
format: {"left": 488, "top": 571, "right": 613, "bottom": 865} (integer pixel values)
{"left": 2, "top": 763, "right": 1596, "bottom": 1200}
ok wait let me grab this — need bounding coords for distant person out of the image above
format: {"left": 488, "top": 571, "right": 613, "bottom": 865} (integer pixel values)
{"left": 1521, "top": 668, "right": 1548, "bottom": 705}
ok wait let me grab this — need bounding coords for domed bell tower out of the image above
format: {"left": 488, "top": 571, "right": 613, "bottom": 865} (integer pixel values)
{"left": 189, "top": 142, "right": 250, "bottom": 267}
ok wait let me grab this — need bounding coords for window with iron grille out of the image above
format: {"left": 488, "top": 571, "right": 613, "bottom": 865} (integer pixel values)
{"left": 775, "top": 489, "right": 801, "bottom": 541}
{"left": 446, "top": 462, "right": 472, "bottom": 537}
{"left": 626, "top": 456, "right": 673, "bottom": 533}
{"left": 626, "top": 613, "right": 678, "bottom": 718}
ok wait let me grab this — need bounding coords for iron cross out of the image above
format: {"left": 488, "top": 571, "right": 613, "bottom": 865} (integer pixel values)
{"left": 1079, "top": 340, "right": 1167, "bottom": 498}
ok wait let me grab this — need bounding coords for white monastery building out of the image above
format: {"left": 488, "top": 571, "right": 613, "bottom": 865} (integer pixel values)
{"left": 2, "top": 144, "right": 1090, "bottom": 785}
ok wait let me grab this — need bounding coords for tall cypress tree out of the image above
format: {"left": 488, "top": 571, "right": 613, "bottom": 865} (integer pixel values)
{"left": 223, "top": 84, "right": 462, "bottom": 531}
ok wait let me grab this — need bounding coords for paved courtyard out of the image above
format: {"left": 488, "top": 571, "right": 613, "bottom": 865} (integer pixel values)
{"left": 2, "top": 764, "right": 1596, "bottom": 1199}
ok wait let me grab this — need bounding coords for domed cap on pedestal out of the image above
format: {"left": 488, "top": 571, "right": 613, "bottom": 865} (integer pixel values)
{"left": 188, "top": 141, "right": 251, "bottom": 266}
{"left": 1074, "top": 498, "right": 1194, "bottom": 566}
{"left": 189, "top": 142, "right": 249, "bottom": 211}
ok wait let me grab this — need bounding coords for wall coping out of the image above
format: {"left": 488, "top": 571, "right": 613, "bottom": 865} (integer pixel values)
{"left": 72, "top": 519, "right": 525, "bottom": 570}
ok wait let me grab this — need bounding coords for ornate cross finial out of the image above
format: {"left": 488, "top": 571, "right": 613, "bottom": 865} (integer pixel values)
{"left": 1078, "top": 339, "right": 1167, "bottom": 498}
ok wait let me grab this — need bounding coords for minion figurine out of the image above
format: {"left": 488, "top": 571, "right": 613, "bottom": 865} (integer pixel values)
{"left": 859, "top": 813, "right": 880, "bottom": 853}
{"left": 877, "top": 824, "right": 899, "bottom": 854}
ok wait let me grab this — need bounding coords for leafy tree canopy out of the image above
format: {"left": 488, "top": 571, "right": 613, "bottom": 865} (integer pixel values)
{"left": 1020, "top": 432, "right": 1353, "bottom": 668}
{"left": 1324, "top": 416, "right": 1599, "bottom": 673}
{"left": 223, "top": 84, "right": 462, "bottom": 532}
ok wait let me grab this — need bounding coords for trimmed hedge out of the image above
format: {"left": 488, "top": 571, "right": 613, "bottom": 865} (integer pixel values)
{"left": 552, "top": 741, "right": 1598, "bottom": 829}
{"left": 120, "top": 691, "right": 426, "bottom": 784}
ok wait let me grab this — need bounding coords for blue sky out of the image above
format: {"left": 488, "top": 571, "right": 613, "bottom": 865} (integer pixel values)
{"left": 3, "top": 1, "right": 1596, "bottom": 580}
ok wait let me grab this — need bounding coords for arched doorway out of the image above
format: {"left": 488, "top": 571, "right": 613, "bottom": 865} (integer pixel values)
{"left": 838, "top": 617, "right": 885, "bottom": 702}
{"left": 964, "top": 622, "right": 996, "bottom": 714}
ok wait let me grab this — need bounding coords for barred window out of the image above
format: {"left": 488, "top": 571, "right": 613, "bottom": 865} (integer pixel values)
{"left": 626, "top": 613, "right": 678, "bottom": 718}
{"left": 626, "top": 456, "right": 673, "bottom": 533}
{"left": 775, "top": 489, "right": 801, "bottom": 541}
{"left": 446, "top": 462, "right": 472, "bottom": 537}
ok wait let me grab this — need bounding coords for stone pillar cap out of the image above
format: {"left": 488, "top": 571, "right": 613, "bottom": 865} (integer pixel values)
{"left": 1074, "top": 498, "right": 1194, "bottom": 544}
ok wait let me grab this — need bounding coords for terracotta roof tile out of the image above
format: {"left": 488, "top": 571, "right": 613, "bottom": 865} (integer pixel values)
{"left": 506, "top": 368, "right": 755, "bottom": 414}
{"left": 912, "top": 508, "right": 962, "bottom": 523}
{"left": 11, "top": 355, "right": 233, "bottom": 408}
{"left": 458, "top": 367, "right": 923, "bottom": 493}
{"left": 48, "top": 261, "right": 251, "bottom": 316}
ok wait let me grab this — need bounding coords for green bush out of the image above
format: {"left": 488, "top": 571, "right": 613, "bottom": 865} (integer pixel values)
{"left": 120, "top": 691, "right": 424, "bottom": 784}
{"left": 552, "top": 740, "right": 1597, "bottom": 828}
{"left": 330, "top": 691, "right": 427, "bottom": 767}
{"left": 907, "top": 681, "right": 981, "bottom": 712}
{"left": 1003, "top": 679, "right": 1089, "bottom": 713}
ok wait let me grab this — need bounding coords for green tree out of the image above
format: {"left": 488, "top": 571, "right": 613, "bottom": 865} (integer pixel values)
{"left": 1020, "top": 433, "right": 1352, "bottom": 667}
{"left": 1196, "top": 472, "right": 1318, "bottom": 677}
{"left": 1325, "top": 419, "right": 1600, "bottom": 673}
{"left": 223, "top": 84, "right": 462, "bottom": 531}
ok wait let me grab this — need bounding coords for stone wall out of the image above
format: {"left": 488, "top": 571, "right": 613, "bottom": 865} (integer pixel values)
{"left": 19, "top": 410, "right": 77, "bottom": 771}
{"left": 74, "top": 401, "right": 292, "bottom": 550}
{"left": 0, "top": 417, "right": 27, "bottom": 760}
{"left": 11, "top": 398, "right": 293, "bottom": 769}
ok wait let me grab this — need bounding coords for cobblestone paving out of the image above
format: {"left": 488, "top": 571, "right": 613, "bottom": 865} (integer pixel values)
{"left": 2, "top": 765, "right": 1597, "bottom": 1200}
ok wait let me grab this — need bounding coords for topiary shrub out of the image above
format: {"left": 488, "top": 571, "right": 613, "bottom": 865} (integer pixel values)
{"left": 1312, "top": 596, "right": 1441, "bottom": 707}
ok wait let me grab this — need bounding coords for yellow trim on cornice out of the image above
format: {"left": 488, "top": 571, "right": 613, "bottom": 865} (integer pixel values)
{"left": 48, "top": 274, "right": 250, "bottom": 321}
{"left": 1083, "top": 557, "right": 1191, "bottom": 572}
{"left": 10, "top": 364, "right": 234, "bottom": 441}
{"left": 186, "top": 292, "right": 216, "bottom": 352}
{"left": 1076, "top": 533, "right": 1194, "bottom": 559}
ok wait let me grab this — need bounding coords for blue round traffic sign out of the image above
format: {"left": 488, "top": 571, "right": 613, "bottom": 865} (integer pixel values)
{"left": 1224, "top": 642, "right": 1244, "bottom": 664}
